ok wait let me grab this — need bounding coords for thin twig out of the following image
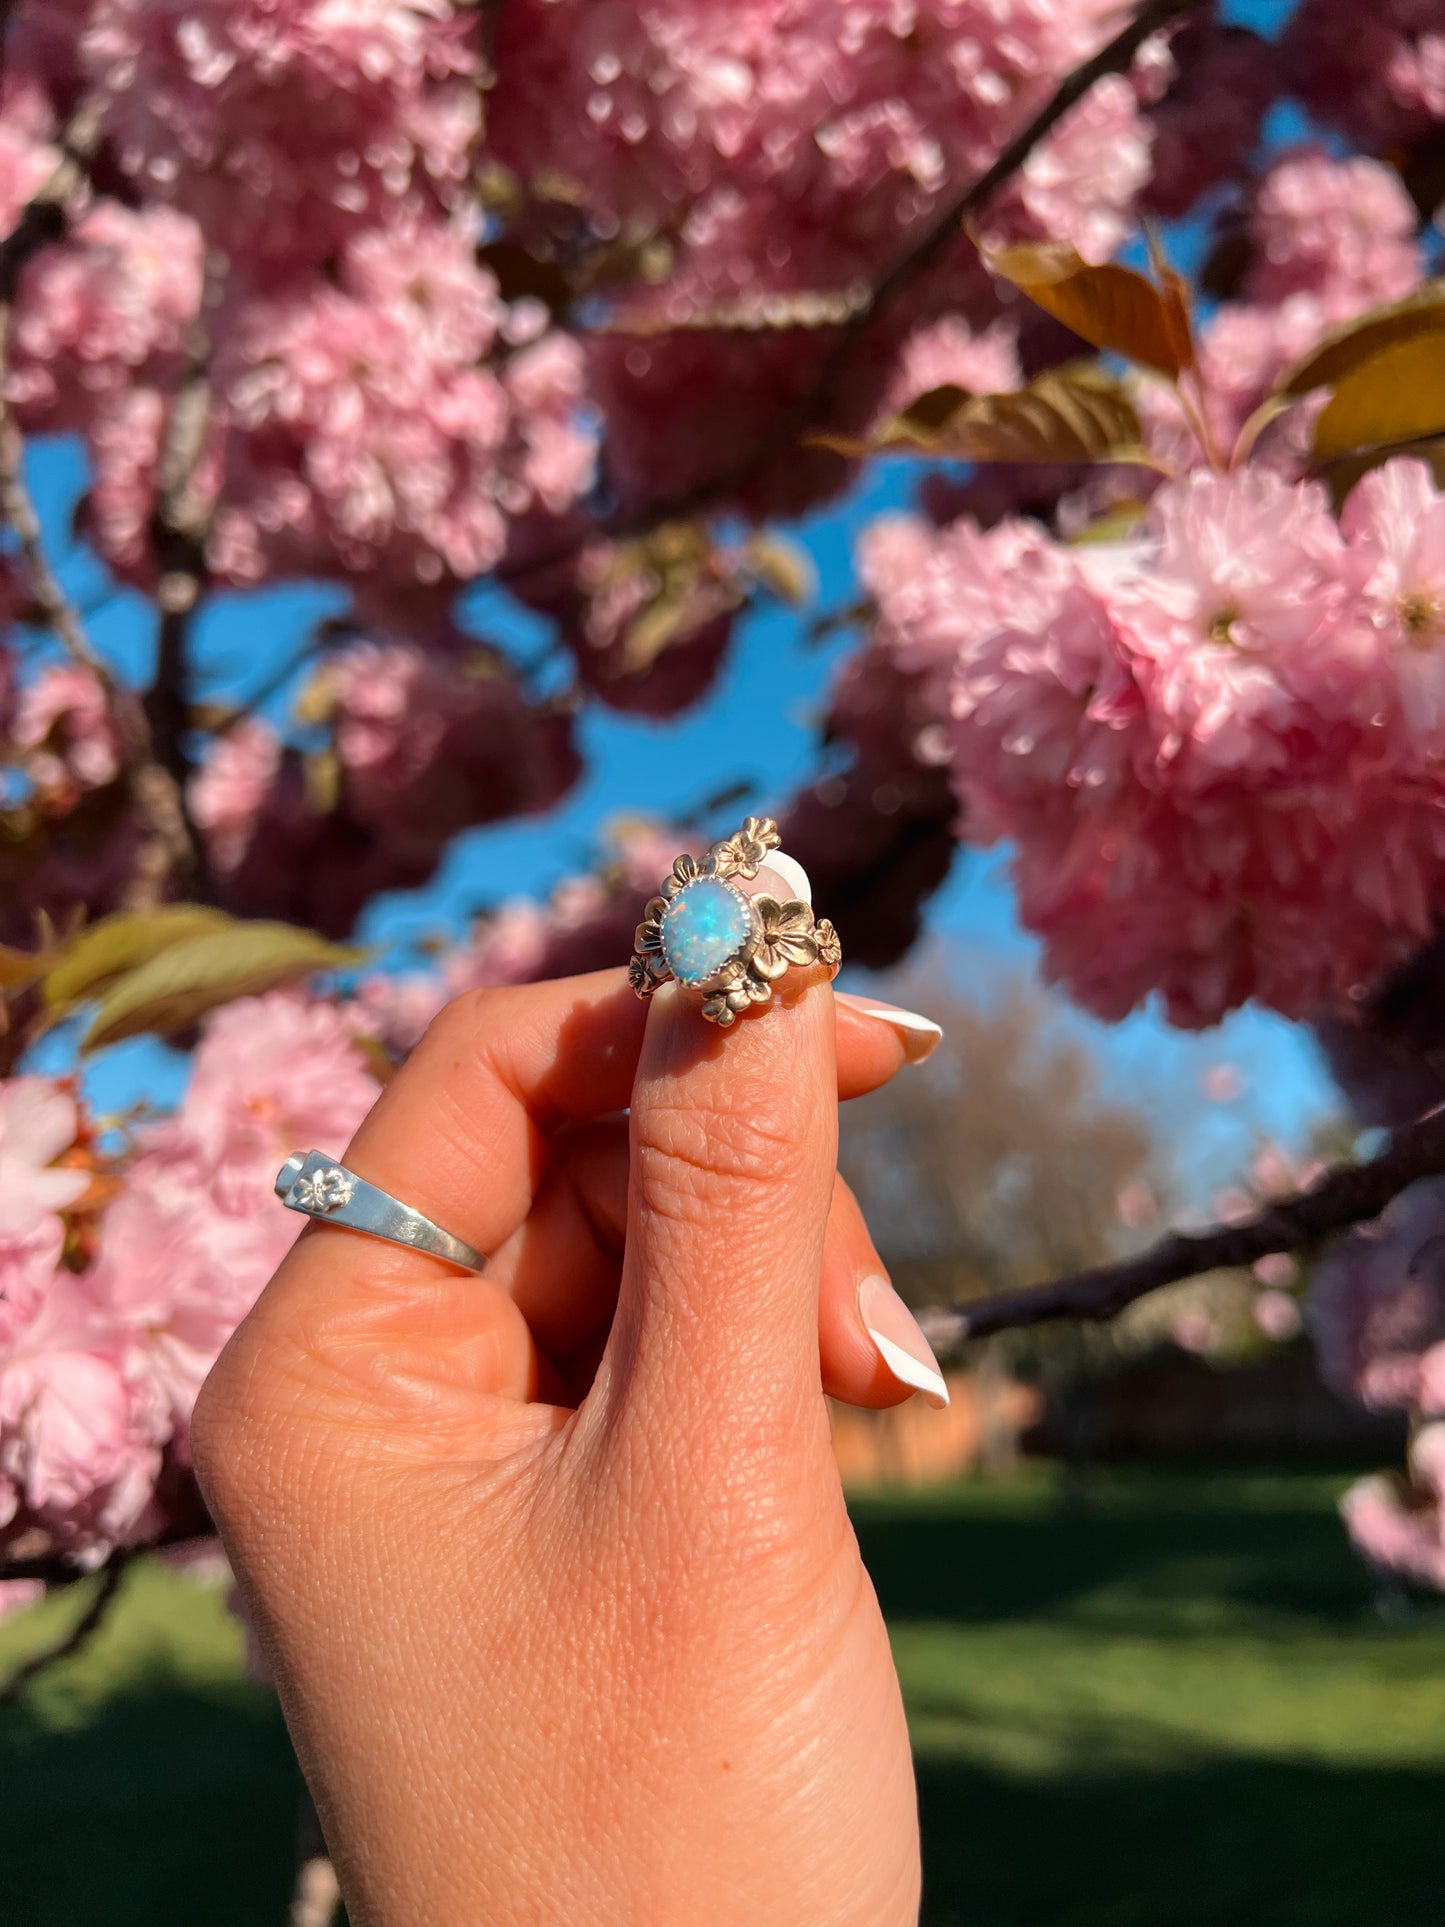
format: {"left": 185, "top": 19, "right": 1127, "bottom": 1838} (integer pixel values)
{"left": 0, "top": 1553, "right": 129, "bottom": 1705}
{"left": 945, "top": 1108, "right": 1445, "bottom": 1341}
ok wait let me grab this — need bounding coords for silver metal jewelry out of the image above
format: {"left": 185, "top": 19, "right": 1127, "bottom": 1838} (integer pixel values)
{"left": 629, "top": 815, "right": 842, "bottom": 1027}
{"left": 275, "top": 1150, "right": 486, "bottom": 1274}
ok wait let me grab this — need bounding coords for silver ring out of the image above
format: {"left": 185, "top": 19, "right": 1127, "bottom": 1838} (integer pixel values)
{"left": 275, "top": 1151, "right": 486, "bottom": 1274}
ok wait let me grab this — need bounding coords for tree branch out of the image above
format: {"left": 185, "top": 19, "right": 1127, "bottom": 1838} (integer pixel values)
{"left": 0, "top": 1553, "right": 129, "bottom": 1705}
{"left": 144, "top": 250, "right": 225, "bottom": 910}
{"left": 944, "top": 1108, "right": 1445, "bottom": 1342}
{"left": 0, "top": 1524, "right": 209, "bottom": 1587}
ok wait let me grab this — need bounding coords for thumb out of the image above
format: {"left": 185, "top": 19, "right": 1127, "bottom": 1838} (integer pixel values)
{"left": 595, "top": 968, "right": 839, "bottom": 1474}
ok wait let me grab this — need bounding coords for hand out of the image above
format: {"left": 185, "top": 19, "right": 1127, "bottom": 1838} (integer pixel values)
{"left": 194, "top": 963, "right": 943, "bottom": 1926}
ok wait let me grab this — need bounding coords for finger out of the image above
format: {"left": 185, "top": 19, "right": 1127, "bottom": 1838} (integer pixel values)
{"left": 818, "top": 1174, "right": 950, "bottom": 1410}
{"left": 201, "top": 972, "right": 654, "bottom": 1455}
{"left": 592, "top": 970, "right": 841, "bottom": 1478}
{"left": 485, "top": 1126, "right": 943, "bottom": 1412}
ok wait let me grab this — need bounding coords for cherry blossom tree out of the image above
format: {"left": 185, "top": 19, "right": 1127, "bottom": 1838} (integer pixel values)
{"left": 4, "top": 0, "right": 1445, "bottom": 1682}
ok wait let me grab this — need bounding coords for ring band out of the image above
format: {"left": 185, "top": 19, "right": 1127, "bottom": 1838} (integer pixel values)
{"left": 629, "top": 815, "right": 841, "bottom": 1027}
{"left": 275, "top": 1151, "right": 486, "bottom": 1274}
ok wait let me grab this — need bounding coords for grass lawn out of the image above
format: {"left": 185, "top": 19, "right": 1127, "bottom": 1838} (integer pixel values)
{"left": 3, "top": 1464, "right": 1443, "bottom": 1926}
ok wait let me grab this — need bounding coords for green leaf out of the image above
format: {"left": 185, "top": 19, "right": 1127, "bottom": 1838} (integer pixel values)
{"left": 1311, "top": 331, "right": 1445, "bottom": 467}
{"left": 43, "top": 905, "right": 235, "bottom": 1013}
{"left": 1276, "top": 284, "right": 1445, "bottom": 399}
{"left": 82, "top": 922, "right": 365, "bottom": 1051}
{"left": 811, "top": 369, "right": 1147, "bottom": 467}
{"left": 980, "top": 241, "right": 1195, "bottom": 380}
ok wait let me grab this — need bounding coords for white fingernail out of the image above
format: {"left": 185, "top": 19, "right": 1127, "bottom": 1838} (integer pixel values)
{"left": 835, "top": 993, "right": 943, "bottom": 1065}
{"left": 759, "top": 850, "right": 812, "bottom": 903}
{"left": 858, "top": 1273, "right": 950, "bottom": 1408}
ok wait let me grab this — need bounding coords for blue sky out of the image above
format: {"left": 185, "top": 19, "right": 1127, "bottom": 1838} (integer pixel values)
{"left": 18, "top": 0, "right": 1340, "bottom": 1169}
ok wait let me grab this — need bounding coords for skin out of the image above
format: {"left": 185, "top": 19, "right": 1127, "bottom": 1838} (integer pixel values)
{"left": 193, "top": 964, "right": 925, "bottom": 1927}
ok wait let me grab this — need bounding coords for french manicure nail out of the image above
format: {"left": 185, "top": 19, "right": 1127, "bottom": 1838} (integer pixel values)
{"left": 858, "top": 1273, "right": 950, "bottom": 1408}
{"left": 835, "top": 993, "right": 943, "bottom": 1064}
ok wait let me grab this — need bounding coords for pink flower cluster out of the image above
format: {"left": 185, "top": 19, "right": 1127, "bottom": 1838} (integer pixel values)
{"left": 70, "top": 0, "right": 481, "bottom": 272}
{"left": 189, "top": 626, "right": 581, "bottom": 934}
{"left": 0, "top": 16, "right": 593, "bottom": 588}
{"left": 1343, "top": 1427, "right": 1445, "bottom": 1592}
{"left": 210, "top": 223, "right": 594, "bottom": 586}
{"left": 854, "top": 458, "right": 1445, "bottom": 1027}
{"left": 0, "top": 997, "right": 378, "bottom": 1567}
{"left": 491, "top": 0, "right": 1155, "bottom": 283}
{"left": 492, "top": 0, "right": 1161, "bottom": 518}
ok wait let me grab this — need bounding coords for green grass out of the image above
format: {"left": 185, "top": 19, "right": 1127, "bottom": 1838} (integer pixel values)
{"left": 4, "top": 1466, "right": 1444, "bottom": 1926}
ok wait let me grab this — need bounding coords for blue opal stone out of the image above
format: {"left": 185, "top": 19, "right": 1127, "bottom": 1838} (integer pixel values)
{"left": 661, "top": 878, "right": 752, "bottom": 986}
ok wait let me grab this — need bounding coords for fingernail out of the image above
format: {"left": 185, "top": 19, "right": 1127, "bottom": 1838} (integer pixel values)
{"left": 858, "top": 1273, "right": 950, "bottom": 1408}
{"left": 835, "top": 993, "right": 943, "bottom": 1064}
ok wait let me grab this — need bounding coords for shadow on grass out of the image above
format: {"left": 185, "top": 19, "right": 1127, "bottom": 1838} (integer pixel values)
{"left": 917, "top": 1751, "right": 1442, "bottom": 1927}
{"left": 852, "top": 1485, "right": 1382, "bottom": 1632}
{"left": 0, "top": 1670, "right": 300, "bottom": 1927}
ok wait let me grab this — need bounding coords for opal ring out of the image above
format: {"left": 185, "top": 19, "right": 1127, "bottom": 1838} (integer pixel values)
{"left": 629, "top": 815, "right": 842, "bottom": 1026}
{"left": 275, "top": 1150, "right": 486, "bottom": 1273}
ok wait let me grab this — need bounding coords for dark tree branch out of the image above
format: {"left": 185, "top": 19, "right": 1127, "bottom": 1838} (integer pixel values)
{"left": 0, "top": 1553, "right": 129, "bottom": 1705}
{"left": 143, "top": 251, "right": 226, "bottom": 907}
{"left": 945, "top": 1107, "right": 1445, "bottom": 1341}
{"left": 0, "top": 1525, "right": 210, "bottom": 1587}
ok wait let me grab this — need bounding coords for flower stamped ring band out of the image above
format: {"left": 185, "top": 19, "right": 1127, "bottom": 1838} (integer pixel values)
{"left": 630, "top": 816, "right": 841, "bottom": 1026}
{"left": 275, "top": 1150, "right": 487, "bottom": 1273}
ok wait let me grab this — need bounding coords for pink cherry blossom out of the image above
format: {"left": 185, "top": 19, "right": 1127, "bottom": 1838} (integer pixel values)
{"left": 0, "top": 1078, "right": 88, "bottom": 1237}
{"left": 14, "top": 666, "right": 124, "bottom": 803}
{"left": 1341, "top": 1471, "right": 1445, "bottom": 1590}
{"left": 176, "top": 991, "right": 378, "bottom": 1188}
{"left": 0, "top": 1270, "right": 165, "bottom": 1565}
{"left": 93, "top": 1135, "right": 296, "bottom": 1445}
{"left": 1341, "top": 459, "right": 1445, "bottom": 760}
{"left": 10, "top": 202, "right": 205, "bottom": 428}
{"left": 1246, "top": 150, "right": 1423, "bottom": 312}
{"left": 80, "top": 0, "right": 481, "bottom": 274}
{"left": 880, "top": 316, "right": 1022, "bottom": 419}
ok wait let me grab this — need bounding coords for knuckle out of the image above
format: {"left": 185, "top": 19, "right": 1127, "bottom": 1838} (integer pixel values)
{"left": 418, "top": 985, "right": 504, "bottom": 1064}
{"left": 634, "top": 1081, "right": 813, "bottom": 1210}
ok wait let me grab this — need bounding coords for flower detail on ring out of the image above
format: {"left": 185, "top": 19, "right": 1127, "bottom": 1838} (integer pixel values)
{"left": 701, "top": 961, "right": 772, "bottom": 1027}
{"left": 294, "top": 1165, "right": 355, "bottom": 1213}
{"left": 659, "top": 851, "right": 717, "bottom": 900}
{"left": 815, "top": 919, "right": 842, "bottom": 970}
{"left": 751, "top": 895, "right": 820, "bottom": 981}
{"left": 712, "top": 815, "right": 780, "bottom": 880}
